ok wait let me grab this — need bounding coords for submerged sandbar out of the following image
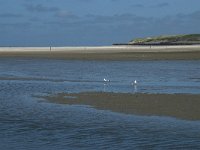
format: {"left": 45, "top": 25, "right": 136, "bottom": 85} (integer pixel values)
{"left": 44, "top": 92, "right": 200, "bottom": 121}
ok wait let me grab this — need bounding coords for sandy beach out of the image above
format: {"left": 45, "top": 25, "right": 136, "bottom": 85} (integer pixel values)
{"left": 0, "top": 45, "right": 200, "bottom": 60}
{"left": 44, "top": 92, "right": 200, "bottom": 121}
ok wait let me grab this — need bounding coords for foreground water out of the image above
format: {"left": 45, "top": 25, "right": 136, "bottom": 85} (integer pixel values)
{"left": 0, "top": 58, "right": 200, "bottom": 149}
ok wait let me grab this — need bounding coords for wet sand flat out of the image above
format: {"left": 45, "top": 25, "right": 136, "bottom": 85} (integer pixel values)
{"left": 0, "top": 46, "right": 200, "bottom": 60}
{"left": 44, "top": 92, "right": 200, "bottom": 120}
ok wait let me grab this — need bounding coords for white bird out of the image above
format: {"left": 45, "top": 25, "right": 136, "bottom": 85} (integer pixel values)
{"left": 104, "top": 78, "right": 110, "bottom": 82}
{"left": 132, "top": 80, "right": 137, "bottom": 85}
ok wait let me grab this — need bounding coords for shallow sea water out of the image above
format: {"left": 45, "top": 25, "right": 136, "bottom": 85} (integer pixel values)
{"left": 0, "top": 58, "right": 200, "bottom": 149}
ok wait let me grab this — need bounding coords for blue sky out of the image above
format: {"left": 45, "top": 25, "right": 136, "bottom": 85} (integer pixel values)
{"left": 0, "top": 0, "right": 200, "bottom": 46}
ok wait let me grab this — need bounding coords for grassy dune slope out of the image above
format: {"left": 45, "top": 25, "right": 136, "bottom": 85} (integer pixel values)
{"left": 129, "top": 34, "right": 200, "bottom": 45}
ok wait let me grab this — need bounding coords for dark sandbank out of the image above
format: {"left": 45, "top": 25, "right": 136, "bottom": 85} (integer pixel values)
{"left": 1, "top": 51, "right": 200, "bottom": 60}
{"left": 43, "top": 92, "right": 200, "bottom": 121}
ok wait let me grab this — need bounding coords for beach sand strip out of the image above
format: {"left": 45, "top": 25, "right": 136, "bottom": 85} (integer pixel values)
{"left": 0, "top": 46, "right": 200, "bottom": 60}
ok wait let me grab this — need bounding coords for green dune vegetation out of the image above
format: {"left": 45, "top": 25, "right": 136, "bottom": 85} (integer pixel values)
{"left": 128, "top": 34, "right": 200, "bottom": 45}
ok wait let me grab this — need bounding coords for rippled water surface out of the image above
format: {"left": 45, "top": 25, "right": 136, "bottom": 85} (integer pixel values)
{"left": 0, "top": 58, "right": 200, "bottom": 149}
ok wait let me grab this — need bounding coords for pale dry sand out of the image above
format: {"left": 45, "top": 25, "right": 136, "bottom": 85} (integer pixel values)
{"left": 1, "top": 45, "right": 200, "bottom": 52}
{"left": 0, "top": 45, "right": 200, "bottom": 60}
{"left": 44, "top": 92, "right": 200, "bottom": 121}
